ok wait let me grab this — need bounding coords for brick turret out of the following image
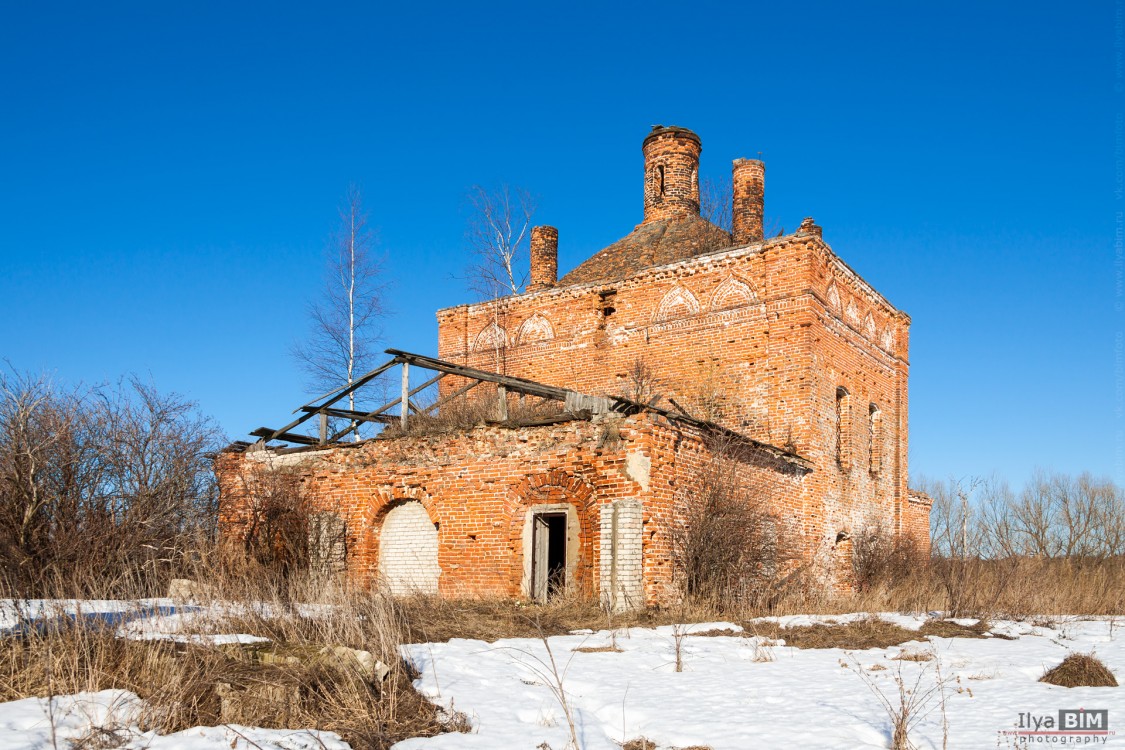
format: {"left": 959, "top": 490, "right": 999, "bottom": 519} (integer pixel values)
{"left": 528, "top": 225, "right": 558, "bottom": 292}
{"left": 731, "top": 157, "right": 765, "bottom": 245}
{"left": 642, "top": 126, "right": 702, "bottom": 223}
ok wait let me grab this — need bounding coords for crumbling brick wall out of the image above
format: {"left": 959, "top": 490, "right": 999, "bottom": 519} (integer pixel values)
{"left": 436, "top": 227, "right": 915, "bottom": 580}
{"left": 217, "top": 412, "right": 807, "bottom": 604}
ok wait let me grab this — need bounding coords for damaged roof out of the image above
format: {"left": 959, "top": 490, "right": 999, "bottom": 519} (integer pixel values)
{"left": 558, "top": 214, "right": 733, "bottom": 286}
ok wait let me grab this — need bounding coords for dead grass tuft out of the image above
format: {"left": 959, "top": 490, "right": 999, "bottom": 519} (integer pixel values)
{"left": 381, "top": 392, "right": 566, "bottom": 439}
{"left": 620, "top": 740, "right": 656, "bottom": 750}
{"left": 573, "top": 644, "right": 623, "bottom": 653}
{"left": 1040, "top": 653, "right": 1119, "bottom": 688}
{"left": 740, "top": 617, "right": 917, "bottom": 650}
{"left": 917, "top": 618, "right": 990, "bottom": 640}
{"left": 696, "top": 616, "right": 990, "bottom": 651}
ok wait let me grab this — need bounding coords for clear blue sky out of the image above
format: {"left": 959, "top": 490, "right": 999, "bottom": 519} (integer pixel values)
{"left": 0, "top": 2, "right": 1116, "bottom": 489}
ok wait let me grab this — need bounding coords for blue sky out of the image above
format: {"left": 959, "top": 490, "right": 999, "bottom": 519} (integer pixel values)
{"left": 0, "top": 2, "right": 1116, "bottom": 489}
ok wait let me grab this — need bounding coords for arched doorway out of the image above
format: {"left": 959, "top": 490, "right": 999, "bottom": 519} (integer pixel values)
{"left": 378, "top": 501, "right": 439, "bottom": 595}
{"left": 507, "top": 469, "right": 597, "bottom": 601}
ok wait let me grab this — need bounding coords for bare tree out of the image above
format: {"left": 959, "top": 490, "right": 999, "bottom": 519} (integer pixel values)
{"left": 978, "top": 470, "right": 1125, "bottom": 559}
{"left": 463, "top": 185, "right": 536, "bottom": 372}
{"left": 465, "top": 185, "right": 536, "bottom": 298}
{"left": 293, "top": 185, "right": 386, "bottom": 429}
{"left": 225, "top": 462, "right": 311, "bottom": 578}
{"left": 701, "top": 173, "right": 784, "bottom": 237}
{"left": 700, "top": 176, "right": 732, "bottom": 233}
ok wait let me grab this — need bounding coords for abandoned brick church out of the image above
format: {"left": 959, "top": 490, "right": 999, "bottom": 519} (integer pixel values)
{"left": 218, "top": 125, "right": 929, "bottom": 608}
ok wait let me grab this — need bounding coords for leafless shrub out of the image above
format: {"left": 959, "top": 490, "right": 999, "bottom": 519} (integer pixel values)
{"left": 223, "top": 463, "right": 312, "bottom": 582}
{"left": 700, "top": 176, "right": 732, "bottom": 233}
{"left": 671, "top": 439, "right": 796, "bottom": 610}
{"left": 619, "top": 359, "right": 664, "bottom": 406}
{"left": 851, "top": 524, "right": 926, "bottom": 593}
{"left": 0, "top": 370, "right": 221, "bottom": 597}
{"left": 700, "top": 172, "right": 783, "bottom": 238}
{"left": 671, "top": 622, "right": 688, "bottom": 672}
{"left": 848, "top": 650, "right": 950, "bottom": 750}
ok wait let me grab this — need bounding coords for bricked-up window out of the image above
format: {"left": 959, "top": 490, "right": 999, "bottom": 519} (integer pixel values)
{"left": 869, "top": 403, "right": 882, "bottom": 475}
{"left": 835, "top": 387, "right": 851, "bottom": 470}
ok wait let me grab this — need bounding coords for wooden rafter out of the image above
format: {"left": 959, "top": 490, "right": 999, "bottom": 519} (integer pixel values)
{"left": 241, "top": 348, "right": 813, "bottom": 472}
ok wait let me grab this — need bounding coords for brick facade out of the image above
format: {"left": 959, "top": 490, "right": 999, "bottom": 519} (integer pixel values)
{"left": 218, "top": 413, "right": 806, "bottom": 604}
{"left": 435, "top": 125, "right": 926, "bottom": 565}
{"left": 218, "top": 124, "right": 927, "bottom": 602}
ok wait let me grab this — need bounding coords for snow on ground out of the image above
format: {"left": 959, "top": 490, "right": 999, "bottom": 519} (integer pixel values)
{"left": 2, "top": 603, "right": 1124, "bottom": 749}
{"left": 0, "top": 690, "right": 348, "bottom": 750}
{"left": 1, "top": 597, "right": 292, "bottom": 644}
{"left": 397, "top": 617, "right": 1125, "bottom": 749}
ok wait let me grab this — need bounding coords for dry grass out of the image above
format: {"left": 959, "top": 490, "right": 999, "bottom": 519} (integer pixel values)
{"left": 0, "top": 563, "right": 467, "bottom": 749}
{"left": 397, "top": 594, "right": 687, "bottom": 643}
{"left": 620, "top": 740, "right": 656, "bottom": 750}
{"left": 916, "top": 618, "right": 991, "bottom": 639}
{"left": 379, "top": 391, "right": 566, "bottom": 438}
{"left": 746, "top": 617, "right": 916, "bottom": 650}
{"left": 786, "top": 556, "right": 1125, "bottom": 621}
{"left": 1040, "top": 653, "right": 1119, "bottom": 688}
{"left": 692, "top": 616, "right": 988, "bottom": 651}
{"left": 3, "top": 538, "right": 1123, "bottom": 749}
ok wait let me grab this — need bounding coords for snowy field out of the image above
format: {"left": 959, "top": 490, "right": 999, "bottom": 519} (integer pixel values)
{"left": 399, "top": 616, "right": 1125, "bottom": 749}
{"left": 0, "top": 691, "right": 348, "bottom": 750}
{"left": 1, "top": 601, "right": 1123, "bottom": 749}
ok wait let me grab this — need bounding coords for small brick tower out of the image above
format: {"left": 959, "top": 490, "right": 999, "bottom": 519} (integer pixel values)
{"left": 528, "top": 225, "right": 559, "bottom": 292}
{"left": 731, "top": 157, "right": 765, "bottom": 245}
{"left": 642, "top": 126, "right": 702, "bottom": 223}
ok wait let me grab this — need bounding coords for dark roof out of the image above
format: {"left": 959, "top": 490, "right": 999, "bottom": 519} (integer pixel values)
{"left": 558, "top": 214, "right": 732, "bottom": 286}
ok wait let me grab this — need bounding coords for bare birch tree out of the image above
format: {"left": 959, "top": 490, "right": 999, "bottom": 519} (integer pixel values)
{"left": 464, "top": 185, "right": 536, "bottom": 373}
{"left": 293, "top": 186, "right": 386, "bottom": 430}
{"left": 466, "top": 184, "right": 536, "bottom": 298}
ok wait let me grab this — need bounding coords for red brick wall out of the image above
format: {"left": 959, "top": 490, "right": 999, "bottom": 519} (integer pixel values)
{"left": 437, "top": 226, "right": 919, "bottom": 579}
{"left": 218, "top": 413, "right": 807, "bottom": 603}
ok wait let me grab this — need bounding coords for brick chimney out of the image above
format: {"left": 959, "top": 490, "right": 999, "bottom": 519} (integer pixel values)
{"left": 731, "top": 157, "right": 765, "bottom": 245}
{"left": 528, "top": 225, "right": 558, "bottom": 292}
{"left": 642, "top": 126, "right": 702, "bottom": 223}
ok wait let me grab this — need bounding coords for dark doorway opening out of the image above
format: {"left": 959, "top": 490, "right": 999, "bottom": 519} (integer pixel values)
{"left": 531, "top": 512, "right": 568, "bottom": 601}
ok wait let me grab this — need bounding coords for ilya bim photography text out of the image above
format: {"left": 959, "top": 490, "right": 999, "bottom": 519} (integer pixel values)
{"left": 999, "top": 709, "right": 1115, "bottom": 745}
